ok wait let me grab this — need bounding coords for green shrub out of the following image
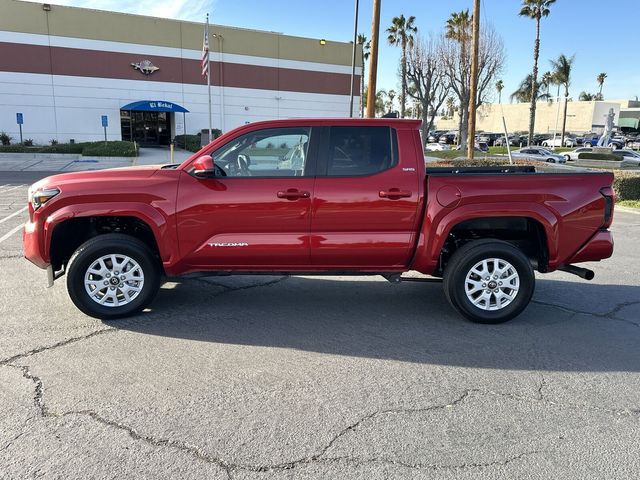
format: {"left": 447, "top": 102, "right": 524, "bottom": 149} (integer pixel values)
{"left": 578, "top": 152, "right": 619, "bottom": 161}
{"left": 81, "top": 141, "right": 137, "bottom": 157}
{"left": 0, "top": 131, "right": 12, "bottom": 145}
{"left": 430, "top": 158, "right": 538, "bottom": 168}
{"left": 23, "top": 139, "right": 34, "bottom": 146}
{"left": 40, "top": 142, "right": 88, "bottom": 154}
{"left": 613, "top": 172, "right": 640, "bottom": 201}
{"left": 0, "top": 145, "right": 32, "bottom": 153}
{"left": 174, "top": 134, "right": 202, "bottom": 153}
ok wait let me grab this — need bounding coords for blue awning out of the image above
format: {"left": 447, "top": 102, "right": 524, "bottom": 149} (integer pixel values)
{"left": 121, "top": 100, "right": 189, "bottom": 113}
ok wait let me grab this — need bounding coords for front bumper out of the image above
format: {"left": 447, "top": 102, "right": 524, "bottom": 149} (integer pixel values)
{"left": 23, "top": 220, "right": 49, "bottom": 269}
{"left": 566, "top": 230, "right": 614, "bottom": 264}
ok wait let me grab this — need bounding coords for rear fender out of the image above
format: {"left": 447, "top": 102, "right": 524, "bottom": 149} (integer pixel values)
{"left": 411, "top": 202, "right": 558, "bottom": 274}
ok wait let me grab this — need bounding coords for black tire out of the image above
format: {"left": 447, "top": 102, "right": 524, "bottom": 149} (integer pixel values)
{"left": 564, "top": 154, "right": 571, "bottom": 162}
{"left": 66, "top": 233, "right": 161, "bottom": 320}
{"left": 443, "top": 240, "right": 535, "bottom": 324}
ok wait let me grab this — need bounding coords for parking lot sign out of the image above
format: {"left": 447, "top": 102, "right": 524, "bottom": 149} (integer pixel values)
{"left": 101, "top": 115, "right": 108, "bottom": 141}
{"left": 16, "top": 113, "right": 23, "bottom": 143}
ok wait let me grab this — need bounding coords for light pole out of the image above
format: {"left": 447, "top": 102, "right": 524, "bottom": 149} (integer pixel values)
{"left": 365, "top": 0, "right": 381, "bottom": 118}
{"left": 349, "top": 0, "right": 359, "bottom": 117}
{"left": 467, "top": 0, "right": 480, "bottom": 159}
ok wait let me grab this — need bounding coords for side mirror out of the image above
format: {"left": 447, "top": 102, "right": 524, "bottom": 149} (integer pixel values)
{"left": 193, "top": 155, "right": 215, "bottom": 177}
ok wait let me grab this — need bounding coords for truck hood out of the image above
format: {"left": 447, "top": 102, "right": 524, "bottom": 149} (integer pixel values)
{"left": 30, "top": 165, "right": 162, "bottom": 191}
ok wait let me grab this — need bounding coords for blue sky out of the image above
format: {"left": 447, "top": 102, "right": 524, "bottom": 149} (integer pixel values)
{"left": 55, "top": 0, "right": 640, "bottom": 102}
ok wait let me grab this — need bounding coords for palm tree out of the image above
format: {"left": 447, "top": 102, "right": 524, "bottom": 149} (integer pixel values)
{"left": 510, "top": 74, "right": 548, "bottom": 103}
{"left": 363, "top": 87, "right": 387, "bottom": 116}
{"left": 520, "top": 0, "right": 556, "bottom": 145}
{"left": 445, "top": 9, "right": 471, "bottom": 43}
{"left": 386, "top": 14, "right": 417, "bottom": 118}
{"left": 579, "top": 91, "right": 595, "bottom": 101}
{"left": 550, "top": 54, "right": 575, "bottom": 144}
{"left": 596, "top": 72, "right": 607, "bottom": 100}
{"left": 541, "top": 70, "right": 554, "bottom": 101}
{"left": 445, "top": 10, "right": 472, "bottom": 147}
{"left": 446, "top": 96, "right": 455, "bottom": 118}
{"left": 357, "top": 34, "right": 371, "bottom": 117}
{"left": 496, "top": 80, "right": 504, "bottom": 103}
{"left": 386, "top": 89, "right": 396, "bottom": 113}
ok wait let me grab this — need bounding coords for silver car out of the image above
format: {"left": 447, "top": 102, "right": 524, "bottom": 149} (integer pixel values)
{"left": 612, "top": 149, "right": 640, "bottom": 167}
{"left": 563, "top": 146, "right": 593, "bottom": 161}
{"left": 512, "top": 147, "right": 566, "bottom": 164}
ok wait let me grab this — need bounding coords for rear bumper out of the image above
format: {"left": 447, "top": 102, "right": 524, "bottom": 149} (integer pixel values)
{"left": 23, "top": 220, "right": 49, "bottom": 269}
{"left": 566, "top": 230, "right": 614, "bottom": 264}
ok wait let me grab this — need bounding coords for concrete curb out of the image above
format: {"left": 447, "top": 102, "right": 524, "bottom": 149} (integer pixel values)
{"left": 615, "top": 206, "right": 640, "bottom": 215}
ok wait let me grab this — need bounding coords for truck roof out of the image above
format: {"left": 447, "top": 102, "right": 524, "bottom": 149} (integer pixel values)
{"left": 238, "top": 118, "right": 422, "bottom": 129}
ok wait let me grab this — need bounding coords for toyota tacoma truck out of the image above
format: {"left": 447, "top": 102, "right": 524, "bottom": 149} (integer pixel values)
{"left": 23, "top": 119, "right": 615, "bottom": 324}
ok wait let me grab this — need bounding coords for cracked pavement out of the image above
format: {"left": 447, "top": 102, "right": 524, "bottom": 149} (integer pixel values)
{"left": 1, "top": 182, "right": 639, "bottom": 479}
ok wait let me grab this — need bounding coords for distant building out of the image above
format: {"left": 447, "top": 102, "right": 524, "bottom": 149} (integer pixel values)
{"left": 0, "top": 0, "right": 360, "bottom": 145}
{"left": 437, "top": 99, "right": 639, "bottom": 135}
{"left": 618, "top": 100, "right": 640, "bottom": 132}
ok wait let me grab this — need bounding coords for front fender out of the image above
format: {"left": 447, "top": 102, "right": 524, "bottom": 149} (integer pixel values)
{"left": 44, "top": 202, "right": 179, "bottom": 266}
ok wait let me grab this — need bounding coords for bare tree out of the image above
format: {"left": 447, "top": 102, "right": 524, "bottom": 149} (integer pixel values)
{"left": 440, "top": 22, "right": 505, "bottom": 149}
{"left": 406, "top": 35, "right": 449, "bottom": 146}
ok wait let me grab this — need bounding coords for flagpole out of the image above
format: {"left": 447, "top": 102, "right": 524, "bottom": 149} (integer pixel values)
{"left": 206, "top": 13, "right": 212, "bottom": 141}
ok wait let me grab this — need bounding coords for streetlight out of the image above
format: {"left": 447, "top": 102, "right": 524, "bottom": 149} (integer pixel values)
{"left": 349, "top": 0, "right": 359, "bottom": 118}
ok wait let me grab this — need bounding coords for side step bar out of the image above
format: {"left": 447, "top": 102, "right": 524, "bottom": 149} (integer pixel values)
{"left": 383, "top": 274, "right": 443, "bottom": 284}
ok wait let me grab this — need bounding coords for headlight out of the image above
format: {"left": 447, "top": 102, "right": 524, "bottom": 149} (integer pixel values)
{"left": 29, "top": 187, "right": 60, "bottom": 210}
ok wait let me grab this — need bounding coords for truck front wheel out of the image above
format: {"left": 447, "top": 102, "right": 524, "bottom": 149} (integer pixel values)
{"left": 66, "top": 234, "right": 161, "bottom": 320}
{"left": 443, "top": 240, "right": 535, "bottom": 324}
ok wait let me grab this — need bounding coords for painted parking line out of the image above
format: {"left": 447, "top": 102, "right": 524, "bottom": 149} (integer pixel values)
{"left": 0, "top": 184, "right": 27, "bottom": 194}
{"left": 0, "top": 223, "right": 23, "bottom": 244}
{"left": 0, "top": 206, "right": 28, "bottom": 225}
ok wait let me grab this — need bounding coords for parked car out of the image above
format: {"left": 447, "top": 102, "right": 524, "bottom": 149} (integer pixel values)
{"left": 477, "top": 133, "right": 501, "bottom": 147}
{"left": 512, "top": 147, "right": 566, "bottom": 163}
{"left": 428, "top": 130, "right": 446, "bottom": 143}
{"left": 532, "top": 134, "right": 551, "bottom": 146}
{"left": 425, "top": 142, "right": 450, "bottom": 151}
{"left": 542, "top": 136, "right": 577, "bottom": 148}
{"left": 439, "top": 131, "right": 458, "bottom": 145}
{"left": 563, "top": 146, "right": 593, "bottom": 161}
{"left": 23, "top": 118, "right": 615, "bottom": 324}
{"left": 611, "top": 149, "right": 640, "bottom": 167}
{"left": 627, "top": 136, "right": 640, "bottom": 150}
{"left": 582, "top": 134, "right": 624, "bottom": 150}
{"left": 494, "top": 135, "right": 521, "bottom": 147}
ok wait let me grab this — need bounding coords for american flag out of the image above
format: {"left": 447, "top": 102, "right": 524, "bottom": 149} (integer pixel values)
{"left": 201, "top": 15, "right": 209, "bottom": 78}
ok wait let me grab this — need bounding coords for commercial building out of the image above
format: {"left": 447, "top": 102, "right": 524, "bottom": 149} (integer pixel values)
{"left": 437, "top": 99, "right": 638, "bottom": 135}
{"left": 0, "top": 0, "right": 361, "bottom": 145}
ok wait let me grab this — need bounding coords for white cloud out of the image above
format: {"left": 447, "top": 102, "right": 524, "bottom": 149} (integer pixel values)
{"left": 50, "top": 0, "right": 217, "bottom": 22}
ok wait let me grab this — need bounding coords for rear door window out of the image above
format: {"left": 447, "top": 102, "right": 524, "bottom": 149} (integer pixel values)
{"left": 325, "top": 126, "right": 398, "bottom": 176}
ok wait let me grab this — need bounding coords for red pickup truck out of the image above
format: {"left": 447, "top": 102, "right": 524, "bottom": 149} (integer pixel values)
{"left": 23, "top": 119, "right": 614, "bottom": 323}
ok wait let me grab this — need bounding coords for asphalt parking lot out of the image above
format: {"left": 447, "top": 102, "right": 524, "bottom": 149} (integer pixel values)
{"left": 1, "top": 174, "right": 639, "bottom": 479}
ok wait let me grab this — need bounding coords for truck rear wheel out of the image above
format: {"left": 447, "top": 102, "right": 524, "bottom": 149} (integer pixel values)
{"left": 443, "top": 240, "right": 535, "bottom": 324}
{"left": 66, "top": 234, "right": 161, "bottom": 320}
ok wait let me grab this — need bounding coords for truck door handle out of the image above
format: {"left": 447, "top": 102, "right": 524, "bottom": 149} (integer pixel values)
{"left": 277, "top": 189, "right": 311, "bottom": 200}
{"left": 379, "top": 188, "right": 412, "bottom": 199}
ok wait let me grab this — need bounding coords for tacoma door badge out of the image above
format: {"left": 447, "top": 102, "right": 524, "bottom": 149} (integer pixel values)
{"left": 208, "top": 242, "right": 249, "bottom": 247}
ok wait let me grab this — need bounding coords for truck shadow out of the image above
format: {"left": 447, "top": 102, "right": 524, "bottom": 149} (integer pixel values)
{"left": 108, "top": 276, "right": 640, "bottom": 372}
